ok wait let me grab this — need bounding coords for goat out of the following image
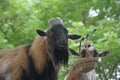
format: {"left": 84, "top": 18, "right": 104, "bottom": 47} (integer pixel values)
{"left": 0, "top": 17, "right": 81, "bottom": 80}
{"left": 65, "top": 41, "right": 109, "bottom": 80}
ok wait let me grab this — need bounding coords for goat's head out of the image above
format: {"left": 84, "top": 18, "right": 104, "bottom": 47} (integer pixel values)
{"left": 69, "top": 41, "right": 109, "bottom": 58}
{"left": 36, "top": 17, "right": 81, "bottom": 67}
{"left": 80, "top": 41, "right": 110, "bottom": 58}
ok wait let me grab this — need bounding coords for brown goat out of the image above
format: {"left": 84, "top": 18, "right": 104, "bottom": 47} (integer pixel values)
{"left": 65, "top": 42, "right": 109, "bottom": 80}
{"left": 0, "top": 18, "right": 81, "bottom": 80}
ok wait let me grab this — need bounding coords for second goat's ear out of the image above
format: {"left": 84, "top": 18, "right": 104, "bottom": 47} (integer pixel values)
{"left": 69, "top": 48, "right": 80, "bottom": 56}
{"left": 98, "top": 51, "right": 110, "bottom": 57}
{"left": 36, "top": 29, "right": 47, "bottom": 36}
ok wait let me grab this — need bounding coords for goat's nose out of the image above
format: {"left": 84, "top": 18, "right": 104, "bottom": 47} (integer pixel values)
{"left": 57, "top": 40, "right": 68, "bottom": 50}
{"left": 58, "top": 40, "right": 67, "bottom": 45}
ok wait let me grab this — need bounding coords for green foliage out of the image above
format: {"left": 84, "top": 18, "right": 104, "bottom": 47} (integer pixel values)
{"left": 0, "top": 0, "right": 120, "bottom": 80}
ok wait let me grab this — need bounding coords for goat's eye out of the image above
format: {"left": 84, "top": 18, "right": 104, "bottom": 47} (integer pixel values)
{"left": 88, "top": 45, "right": 91, "bottom": 47}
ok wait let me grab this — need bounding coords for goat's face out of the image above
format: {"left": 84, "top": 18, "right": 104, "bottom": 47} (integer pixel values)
{"left": 81, "top": 43, "right": 109, "bottom": 57}
{"left": 47, "top": 24, "right": 68, "bottom": 50}
{"left": 81, "top": 43, "right": 98, "bottom": 57}
{"left": 69, "top": 42, "right": 109, "bottom": 58}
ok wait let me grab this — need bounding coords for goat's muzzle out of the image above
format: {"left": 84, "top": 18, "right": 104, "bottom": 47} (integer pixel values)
{"left": 57, "top": 40, "right": 68, "bottom": 50}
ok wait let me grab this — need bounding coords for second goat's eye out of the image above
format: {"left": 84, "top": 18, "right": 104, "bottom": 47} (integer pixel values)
{"left": 88, "top": 45, "right": 91, "bottom": 47}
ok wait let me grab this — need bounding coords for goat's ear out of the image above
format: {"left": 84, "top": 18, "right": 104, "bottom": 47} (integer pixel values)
{"left": 36, "top": 29, "right": 46, "bottom": 36}
{"left": 69, "top": 48, "right": 80, "bottom": 56}
{"left": 68, "top": 34, "right": 81, "bottom": 40}
{"left": 98, "top": 51, "right": 110, "bottom": 57}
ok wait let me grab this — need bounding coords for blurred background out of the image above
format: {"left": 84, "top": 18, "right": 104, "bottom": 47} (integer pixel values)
{"left": 0, "top": 0, "right": 120, "bottom": 80}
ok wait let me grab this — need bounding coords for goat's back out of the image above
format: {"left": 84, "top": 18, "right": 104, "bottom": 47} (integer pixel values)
{"left": 0, "top": 45, "right": 30, "bottom": 80}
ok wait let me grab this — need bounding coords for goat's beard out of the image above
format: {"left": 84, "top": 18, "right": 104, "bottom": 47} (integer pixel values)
{"left": 49, "top": 48, "right": 69, "bottom": 69}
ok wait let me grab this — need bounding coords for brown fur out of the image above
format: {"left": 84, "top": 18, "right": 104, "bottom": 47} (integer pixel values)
{"left": 0, "top": 45, "right": 29, "bottom": 79}
{"left": 0, "top": 35, "right": 51, "bottom": 80}
{"left": 29, "top": 36, "right": 49, "bottom": 73}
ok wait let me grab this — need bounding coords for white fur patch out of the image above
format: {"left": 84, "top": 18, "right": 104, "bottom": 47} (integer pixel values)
{"left": 88, "top": 46, "right": 94, "bottom": 51}
{"left": 0, "top": 60, "right": 10, "bottom": 73}
{"left": 5, "top": 73, "right": 13, "bottom": 80}
{"left": 0, "top": 60, "right": 13, "bottom": 80}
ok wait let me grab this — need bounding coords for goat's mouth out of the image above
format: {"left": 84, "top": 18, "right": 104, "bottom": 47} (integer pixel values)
{"left": 56, "top": 44, "right": 68, "bottom": 50}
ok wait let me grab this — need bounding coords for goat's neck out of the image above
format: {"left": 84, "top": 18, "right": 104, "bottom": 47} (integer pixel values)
{"left": 29, "top": 36, "right": 49, "bottom": 73}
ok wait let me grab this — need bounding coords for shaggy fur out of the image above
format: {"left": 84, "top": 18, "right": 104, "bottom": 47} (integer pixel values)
{"left": 0, "top": 18, "right": 81, "bottom": 80}
{"left": 0, "top": 35, "right": 64, "bottom": 80}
